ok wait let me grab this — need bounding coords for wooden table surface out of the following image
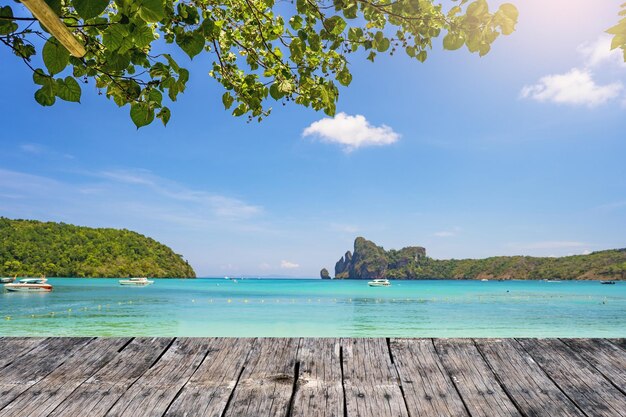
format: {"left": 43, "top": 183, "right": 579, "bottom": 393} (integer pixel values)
{"left": 0, "top": 338, "right": 624, "bottom": 416}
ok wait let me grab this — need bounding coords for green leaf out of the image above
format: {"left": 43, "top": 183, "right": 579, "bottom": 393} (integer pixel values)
{"left": 443, "top": 33, "right": 465, "bottom": 50}
{"left": 337, "top": 68, "right": 352, "bottom": 86}
{"left": 232, "top": 103, "right": 247, "bottom": 117}
{"left": 222, "top": 92, "right": 235, "bottom": 108}
{"left": 102, "top": 24, "right": 130, "bottom": 51}
{"left": 42, "top": 39, "right": 69, "bottom": 75}
{"left": 611, "top": 33, "right": 626, "bottom": 50}
{"left": 376, "top": 38, "right": 390, "bottom": 52}
{"left": 130, "top": 103, "right": 154, "bottom": 128}
{"left": 157, "top": 107, "right": 171, "bottom": 126}
{"left": 269, "top": 84, "right": 284, "bottom": 100}
{"left": 148, "top": 89, "right": 162, "bottom": 106}
{"left": 56, "top": 77, "right": 81, "bottom": 102}
{"left": 326, "top": 16, "right": 346, "bottom": 36}
{"left": 139, "top": 0, "right": 165, "bottom": 23}
{"left": 34, "top": 81, "right": 56, "bottom": 106}
{"left": 33, "top": 70, "right": 49, "bottom": 86}
{"left": 44, "top": 0, "right": 62, "bottom": 15}
{"left": 132, "top": 25, "right": 155, "bottom": 49}
{"left": 72, "top": 0, "right": 109, "bottom": 20}
{"left": 0, "top": 6, "right": 18, "bottom": 35}
{"left": 176, "top": 31, "right": 205, "bottom": 59}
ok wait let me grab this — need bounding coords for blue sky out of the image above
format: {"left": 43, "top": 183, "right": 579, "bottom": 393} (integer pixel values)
{"left": 1, "top": 0, "right": 625, "bottom": 277}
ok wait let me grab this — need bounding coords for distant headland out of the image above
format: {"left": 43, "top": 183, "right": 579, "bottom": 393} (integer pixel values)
{"left": 0, "top": 218, "right": 196, "bottom": 278}
{"left": 321, "top": 237, "right": 626, "bottom": 280}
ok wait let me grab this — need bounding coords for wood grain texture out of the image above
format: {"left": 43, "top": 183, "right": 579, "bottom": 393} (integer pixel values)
{"left": 561, "top": 338, "right": 626, "bottom": 393}
{"left": 105, "top": 338, "right": 213, "bottom": 417}
{"left": 292, "top": 338, "right": 343, "bottom": 417}
{"left": 342, "top": 338, "right": 409, "bottom": 417}
{"left": 223, "top": 338, "right": 300, "bottom": 417}
{"left": 0, "top": 337, "right": 46, "bottom": 368}
{"left": 0, "top": 337, "right": 92, "bottom": 411}
{"left": 433, "top": 339, "right": 521, "bottom": 417}
{"left": 0, "top": 338, "right": 130, "bottom": 417}
{"left": 519, "top": 338, "right": 626, "bottom": 417}
{"left": 164, "top": 338, "right": 254, "bottom": 417}
{"left": 48, "top": 337, "right": 174, "bottom": 417}
{"left": 475, "top": 339, "right": 585, "bottom": 417}
{"left": 0, "top": 337, "right": 624, "bottom": 417}
{"left": 390, "top": 338, "right": 469, "bottom": 417}
{"left": 20, "top": 0, "right": 86, "bottom": 56}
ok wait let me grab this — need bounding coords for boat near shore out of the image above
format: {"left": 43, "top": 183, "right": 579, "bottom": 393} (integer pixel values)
{"left": 119, "top": 277, "right": 154, "bottom": 286}
{"left": 368, "top": 279, "right": 391, "bottom": 287}
{"left": 0, "top": 276, "right": 16, "bottom": 283}
{"left": 4, "top": 277, "right": 53, "bottom": 292}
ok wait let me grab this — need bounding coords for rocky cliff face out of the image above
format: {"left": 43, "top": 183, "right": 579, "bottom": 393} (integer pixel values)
{"left": 320, "top": 268, "right": 331, "bottom": 279}
{"left": 331, "top": 237, "right": 425, "bottom": 279}
{"left": 322, "top": 237, "right": 626, "bottom": 280}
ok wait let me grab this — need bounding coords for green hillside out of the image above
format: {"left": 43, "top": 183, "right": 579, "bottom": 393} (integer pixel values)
{"left": 329, "top": 237, "right": 626, "bottom": 280}
{"left": 0, "top": 218, "right": 196, "bottom": 278}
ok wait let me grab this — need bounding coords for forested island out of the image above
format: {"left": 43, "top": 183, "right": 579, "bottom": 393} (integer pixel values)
{"left": 323, "top": 237, "right": 626, "bottom": 280}
{"left": 0, "top": 218, "right": 196, "bottom": 278}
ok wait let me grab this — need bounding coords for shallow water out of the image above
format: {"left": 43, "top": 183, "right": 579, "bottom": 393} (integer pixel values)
{"left": 0, "top": 278, "right": 624, "bottom": 337}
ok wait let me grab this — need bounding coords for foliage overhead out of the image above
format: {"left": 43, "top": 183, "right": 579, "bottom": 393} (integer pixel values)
{"left": 608, "top": 2, "right": 626, "bottom": 61}
{"left": 330, "top": 237, "right": 626, "bottom": 280}
{"left": 1, "top": 0, "right": 518, "bottom": 127}
{"left": 0, "top": 218, "right": 196, "bottom": 278}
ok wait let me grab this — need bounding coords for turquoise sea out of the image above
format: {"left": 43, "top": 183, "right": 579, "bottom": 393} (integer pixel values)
{"left": 0, "top": 278, "right": 624, "bottom": 337}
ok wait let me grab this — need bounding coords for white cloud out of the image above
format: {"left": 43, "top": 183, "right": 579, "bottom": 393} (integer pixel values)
{"left": 100, "top": 169, "right": 261, "bottom": 220}
{"left": 520, "top": 68, "right": 622, "bottom": 107}
{"left": 280, "top": 260, "right": 300, "bottom": 269}
{"left": 302, "top": 113, "right": 400, "bottom": 151}
{"left": 18, "top": 143, "right": 74, "bottom": 159}
{"left": 578, "top": 35, "right": 625, "bottom": 68}
{"left": 20, "top": 144, "right": 45, "bottom": 154}
{"left": 433, "top": 231, "right": 456, "bottom": 237}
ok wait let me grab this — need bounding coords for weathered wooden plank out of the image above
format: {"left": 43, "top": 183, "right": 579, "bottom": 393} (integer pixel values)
{"left": 0, "top": 338, "right": 131, "bottom": 417}
{"left": 390, "top": 338, "right": 469, "bottom": 417}
{"left": 475, "top": 339, "right": 585, "bottom": 417}
{"left": 165, "top": 338, "right": 255, "bottom": 417}
{"left": 518, "top": 338, "right": 626, "bottom": 417}
{"left": 561, "top": 339, "right": 626, "bottom": 393}
{"left": 20, "top": 0, "right": 86, "bottom": 56}
{"left": 48, "top": 338, "right": 173, "bottom": 417}
{"left": 292, "top": 338, "right": 343, "bottom": 417}
{"left": 608, "top": 338, "right": 626, "bottom": 351}
{"left": 342, "top": 338, "right": 409, "bottom": 417}
{"left": 105, "top": 338, "right": 213, "bottom": 417}
{"left": 0, "top": 337, "right": 47, "bottom": 368}
{"left": 433, "top": 339, "right": 521, "bottom": 417}
{"left": 223, "top": 338, "right": 299, "bottom": 417}
{"left": 0, "top": 338, "right": 93, "bottom": 411}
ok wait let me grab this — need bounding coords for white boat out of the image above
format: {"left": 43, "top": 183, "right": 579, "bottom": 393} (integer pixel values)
{"left": 481, "top": 279, "right": 489, "bottom": 282}
{"left": 368, "top": 279, "right": 391, "bottom": 287}
{"left": 119, "top": 277, "right": 154, "bottom": 286}
{"left": 0, "top": 276, "right": 16, "bottom": 283}
{"left": 4, "top": 277, "right": 53, "bottom": 292}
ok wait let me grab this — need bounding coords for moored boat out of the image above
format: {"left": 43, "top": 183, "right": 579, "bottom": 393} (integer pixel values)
{"left": 0, "top": 276, "right": 16, "bottom": 283}
{"left": 4, "top": 277, "right": 53, "bottom": 292}
{"left": 119, "top": 277, "right": 154, "bottom": 286}
{"left": 600, "top": 280, "right": 616, "bottom": 285}
{"left": 368, "top": 279, "right": 391, "bottom": 287}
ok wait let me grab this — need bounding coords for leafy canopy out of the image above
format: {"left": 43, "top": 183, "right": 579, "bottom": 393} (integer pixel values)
{"left": 1, "top": 0, "right": 518, "bottom": 128}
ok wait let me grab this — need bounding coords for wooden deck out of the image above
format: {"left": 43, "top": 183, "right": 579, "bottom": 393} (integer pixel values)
{"left": 0, "top": 338, "right": 624, "bottom": 416}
